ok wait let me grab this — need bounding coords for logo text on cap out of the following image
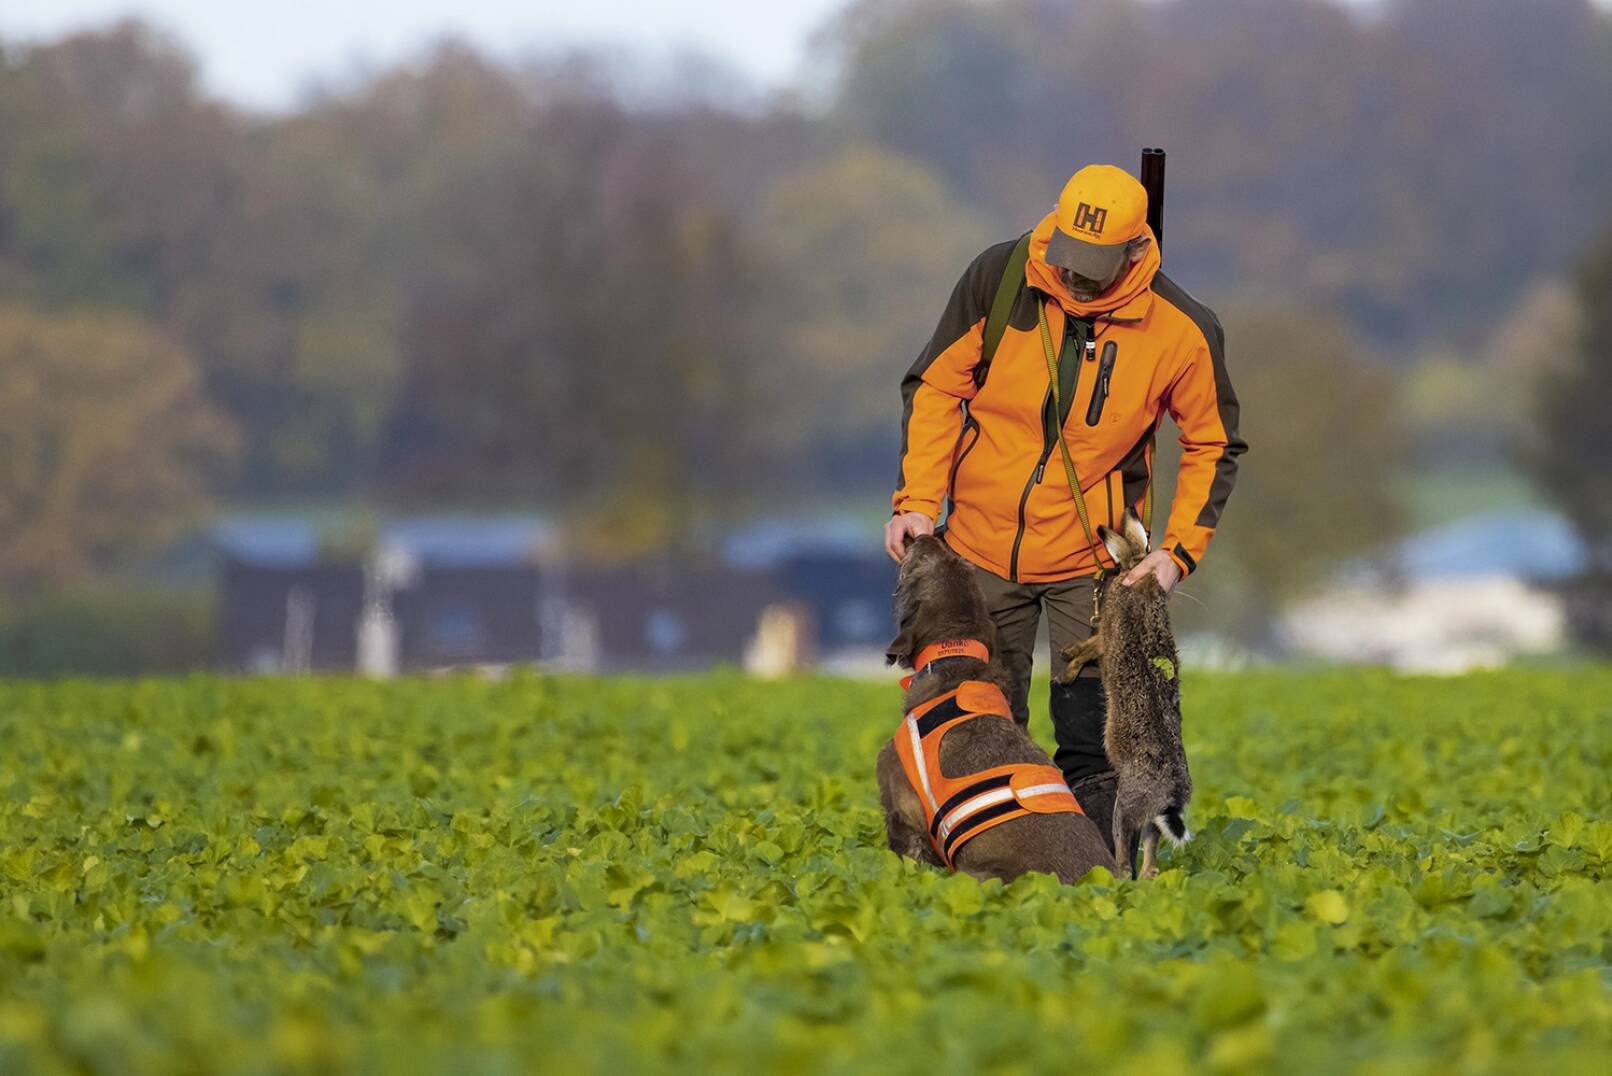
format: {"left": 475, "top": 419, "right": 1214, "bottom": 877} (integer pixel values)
{"left": 1070, "top": 202, "right": 1107, "bottom": 237}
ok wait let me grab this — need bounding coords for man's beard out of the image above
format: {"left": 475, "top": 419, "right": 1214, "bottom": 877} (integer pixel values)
{"left": 1064, "top": 272, "right": 1107, "bottom": 300}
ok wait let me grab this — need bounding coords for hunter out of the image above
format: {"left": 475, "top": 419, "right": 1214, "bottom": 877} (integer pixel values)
{"left": 884, "top": 163, "right": 1246, "bottom": 858}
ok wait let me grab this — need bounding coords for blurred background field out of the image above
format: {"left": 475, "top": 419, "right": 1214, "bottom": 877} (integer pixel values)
{"left": 1, "top": 0, "right": 1611, "bottom": 677}
{"left": 2, "top": 669, "right": 1608, "bottom": 1072}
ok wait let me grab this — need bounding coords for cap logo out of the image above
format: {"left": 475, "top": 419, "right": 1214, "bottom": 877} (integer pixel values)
{"left": 1070, "top": 202, "right": 1107, "bottom": 237}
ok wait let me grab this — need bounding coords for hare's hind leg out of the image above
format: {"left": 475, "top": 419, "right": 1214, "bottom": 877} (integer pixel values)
{"left": 1111, "top": 781, "right": 1155, "bottom": 880}
{"left": 1056, "top": 636, "right": 1103, "bottom": 684}
{"left": 1110, "top": 811, "right": 1136, "bottom": 880}
{"left": 1139, "top": 824, "right": 1160, "bottom": 879}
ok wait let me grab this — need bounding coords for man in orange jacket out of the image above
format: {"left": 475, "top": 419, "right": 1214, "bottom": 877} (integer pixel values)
{"left": 883, "top": 163, "right": 1246, "bottom": 858}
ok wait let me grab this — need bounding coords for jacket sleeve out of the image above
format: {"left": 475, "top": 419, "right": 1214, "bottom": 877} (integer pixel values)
{"left": 892, "top": 250, "right": 1000, "bottom": 519}
{"left": 1160, "top": 310, "right": 1246, "bottom": 576}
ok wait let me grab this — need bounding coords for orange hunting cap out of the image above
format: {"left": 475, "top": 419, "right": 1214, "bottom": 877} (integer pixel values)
{"left": 1044, "top": 164, "right": 1149, "bottom": 280}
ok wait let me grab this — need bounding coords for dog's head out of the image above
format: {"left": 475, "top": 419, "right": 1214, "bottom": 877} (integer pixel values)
{"left": 885, "top": 535, "right": 996, "bottom": 668}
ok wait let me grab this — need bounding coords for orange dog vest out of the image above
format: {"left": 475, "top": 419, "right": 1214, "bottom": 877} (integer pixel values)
{"left": 893, "top": 679, "right": 1084, "bottom": 868}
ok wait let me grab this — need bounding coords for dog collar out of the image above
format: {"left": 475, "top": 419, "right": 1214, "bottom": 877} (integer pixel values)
{"left": 900, "top": 638, "right": 991, "bottom": 689}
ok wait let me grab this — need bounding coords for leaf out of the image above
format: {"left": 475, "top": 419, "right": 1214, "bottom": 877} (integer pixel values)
{"left": 1547, "top": 812, "right": 1585, "bottom": 850}
{"left": 1206, "top": 1023, "right": 1274, "bottom": 1070}
{"left": 402, "top": 890, "right": 439, "bottom": 933}
{"left": 937, "top": 875, "right": 984, "bottom": 916}
{"left": 1223, "top": 796, "right": 1262, "bottom": 820}
{"left": 1580, "top": 821, "right": 1612, "bottom": 864}
{"left": 703, "top": 887, "right": 753, "bottom": 924}
{"left": 1271, "top": 920, "right": 1318, "bottom": 961}
{"left": 1304, "top": 890, "right": 1349, "bottom": 925}
{"left": 1192, "top": 963, "right": 1266, "bottom": 1029}
{"left": 1467, "top": 886, "right": 1513, "bottom": 920}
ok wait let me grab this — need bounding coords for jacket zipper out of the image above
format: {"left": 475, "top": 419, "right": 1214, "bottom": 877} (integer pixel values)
{"left": 946, "top": 416, "right": 981, "bottom": 504}
{"left": 1085, "top": 340, "right": 1117, "bottom": 426}
{"left": 1008, "top": 387, "right": 1057, "bottom": 582}
{"left": 1008, "top": 314, "right": 1088, "bottom": 581}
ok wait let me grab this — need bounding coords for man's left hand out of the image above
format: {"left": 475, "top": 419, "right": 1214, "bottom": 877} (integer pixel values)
{"left": 1121, "top": 550, "right": 1182, "bottom": 594}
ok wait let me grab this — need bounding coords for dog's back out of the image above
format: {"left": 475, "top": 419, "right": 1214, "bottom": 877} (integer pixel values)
{"left": 880, "top": 663, "right": 1115, "bottom": 885}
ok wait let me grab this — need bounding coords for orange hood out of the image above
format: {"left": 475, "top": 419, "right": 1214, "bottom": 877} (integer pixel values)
{"left": 1026, "top": 210, "right": 1160, "bottom": 319}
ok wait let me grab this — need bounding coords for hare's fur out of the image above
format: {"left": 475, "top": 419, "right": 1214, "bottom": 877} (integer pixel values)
{"left": 1058, "top": 512, "right": 1192, "bottom": 879}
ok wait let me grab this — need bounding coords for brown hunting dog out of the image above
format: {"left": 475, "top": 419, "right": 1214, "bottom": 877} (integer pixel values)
{"left": 877, "top": 536, "right": 1117, "bottom": 884}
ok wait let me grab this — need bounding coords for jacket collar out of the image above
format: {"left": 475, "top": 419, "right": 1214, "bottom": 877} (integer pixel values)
{"left": 1025, "top": 210, "right": 1159, "bottom": 322}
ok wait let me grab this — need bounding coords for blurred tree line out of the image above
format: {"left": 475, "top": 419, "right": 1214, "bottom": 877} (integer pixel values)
{"left": 1525, "top": 217, "right": 1612, "bottom": 651}
{"left": 1, "top": 1, "right": 1610, "bottom": 643}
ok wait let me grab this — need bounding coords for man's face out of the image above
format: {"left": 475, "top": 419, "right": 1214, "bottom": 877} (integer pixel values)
{"left": 1057, "top": 237, "right": 1147, "bottom": 300}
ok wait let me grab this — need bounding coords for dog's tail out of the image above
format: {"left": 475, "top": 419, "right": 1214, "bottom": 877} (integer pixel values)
{"left": 1155, "top": 804, "right": 1189, "bottom": 846}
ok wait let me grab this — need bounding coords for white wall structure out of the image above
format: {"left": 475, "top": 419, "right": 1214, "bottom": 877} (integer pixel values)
{"left": 1280, "top": 574, "right": 1566, "bottom": 674}
{"left": 743, "top": 603, "right": 813, "bottom": 679}
{"left": 1280, "top": 509, "right": 1582, "bottom": 673}
{"left": 355, "top": 544, "right": 419, "bottom": 679}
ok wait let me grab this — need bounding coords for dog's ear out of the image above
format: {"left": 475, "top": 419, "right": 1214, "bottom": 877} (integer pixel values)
{"left": 885, "top": 625, "right": 916, "bottom": 668}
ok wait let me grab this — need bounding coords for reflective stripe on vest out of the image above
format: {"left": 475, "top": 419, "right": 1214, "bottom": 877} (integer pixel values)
{"left": 892, "top": 680, "right": 1084, "bottom": 868}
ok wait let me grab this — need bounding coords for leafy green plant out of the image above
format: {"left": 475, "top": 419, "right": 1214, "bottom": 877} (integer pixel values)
{"left": 1, "top": 669, "right": 1608, "bottom": 1073}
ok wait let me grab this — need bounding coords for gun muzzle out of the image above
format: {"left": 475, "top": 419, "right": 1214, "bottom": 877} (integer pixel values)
{"left": 1140, "top": 147, "right": 1166, "bottom": 255}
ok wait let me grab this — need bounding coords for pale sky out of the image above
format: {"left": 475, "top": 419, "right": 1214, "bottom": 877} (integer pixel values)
{"left": 10, "top": 0, "right": 1590, "bottom": 113}
{"left": 0, "top": 0, "right": 853, "bottom": 111}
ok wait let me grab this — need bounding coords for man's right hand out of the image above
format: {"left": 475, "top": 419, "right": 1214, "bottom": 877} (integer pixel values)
{"left": 884, "top": 512, "right": 935, "bottom": 563}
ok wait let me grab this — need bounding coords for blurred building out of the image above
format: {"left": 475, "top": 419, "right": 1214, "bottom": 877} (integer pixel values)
{"left": 215, "top": 515, "right": 896, "bottom": 676}
{"left": 216, "top": 516, "right": 554, "bottom": 675}
{"left": 1279, "top": 510, "right": 1582, "bottom": 673}
{"left": 724, "top": 518, "right": 898, "bottom": 674}
{"left": 220, "top": 560, "right": 365, "bottom": 674}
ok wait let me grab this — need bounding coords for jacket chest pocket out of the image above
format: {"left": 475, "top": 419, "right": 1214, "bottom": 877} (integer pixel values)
{"left": 1084, "top": 340, "right": 1118, "bottom": 426}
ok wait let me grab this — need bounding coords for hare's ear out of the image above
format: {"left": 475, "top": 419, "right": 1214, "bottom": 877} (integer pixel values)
{"left": 1099, "top": 524, "right": 1129, "bottom": 567}
{"left": 1123, "top": 509, "right": 1151, "bottom": 555}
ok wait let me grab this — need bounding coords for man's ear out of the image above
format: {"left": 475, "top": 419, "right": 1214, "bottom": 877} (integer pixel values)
{"left": 1128, "top": 235, "right": 1152, "bottom": 264}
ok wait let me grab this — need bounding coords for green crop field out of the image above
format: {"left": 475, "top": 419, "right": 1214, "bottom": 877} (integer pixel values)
{"left": 2, "top": 670, "right": 1609, "bottom": 1074}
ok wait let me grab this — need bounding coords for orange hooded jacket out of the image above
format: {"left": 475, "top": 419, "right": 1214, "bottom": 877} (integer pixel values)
{"left": 893, "top": 211, "right": 1246, "bottom": 583}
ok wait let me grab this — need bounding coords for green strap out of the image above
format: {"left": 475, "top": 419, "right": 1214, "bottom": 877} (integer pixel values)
{"left": 979, "top": 230, "right": 1136, "bottom": 568}
{"left": 1142, "top": 427, "right": 1157, "bottom": 538}
{"left": 1038, "top": 302, "right": 1111, "bottom": 571}
{"left": 977, "top": 231, "right": 1031, "bottom": 385}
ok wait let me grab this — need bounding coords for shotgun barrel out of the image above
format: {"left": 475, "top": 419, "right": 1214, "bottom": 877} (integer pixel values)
{"left": 1140, "top": 147, "right": 1166, "bottom": 255}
